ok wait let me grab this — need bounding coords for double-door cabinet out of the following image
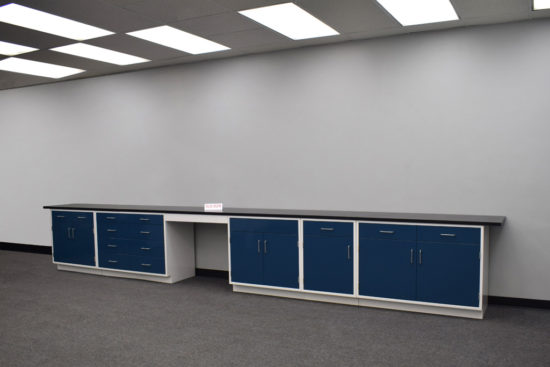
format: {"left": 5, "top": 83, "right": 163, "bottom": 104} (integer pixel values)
{"left": 229, "top": 218, "right": 484, "bottom": 312}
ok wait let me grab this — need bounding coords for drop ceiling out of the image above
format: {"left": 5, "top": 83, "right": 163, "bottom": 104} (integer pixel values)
{"left": 0, "top": 0, "right": 548, "bottom": 91}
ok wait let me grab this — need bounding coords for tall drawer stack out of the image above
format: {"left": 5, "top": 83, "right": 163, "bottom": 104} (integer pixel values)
{"left": 97, "top": 213, "right": 165, "bottom": 274}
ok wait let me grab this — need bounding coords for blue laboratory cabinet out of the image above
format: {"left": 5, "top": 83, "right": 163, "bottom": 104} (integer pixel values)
{"left": 230, "top": 218, "right": 299, "bottom": 289}
{"left": 359, "top": 223, "right": 481, "bottom": 307}
{"left": 51, "top": 211, "right": 95, "bottom": 266}
{"left": 97, "top": 213, "right": 165, "bottom": 274}
{"left": 303, "top": 221, "right": 354, "bottom": 294}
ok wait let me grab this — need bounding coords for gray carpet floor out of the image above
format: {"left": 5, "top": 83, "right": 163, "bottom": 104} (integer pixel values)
{"left": 1, "top": 250, "right": 549, "bottom": 367}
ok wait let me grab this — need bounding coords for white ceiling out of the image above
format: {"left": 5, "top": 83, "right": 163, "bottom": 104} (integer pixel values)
{"left": 0, "top": 0, "right": 549, "bottom": 90}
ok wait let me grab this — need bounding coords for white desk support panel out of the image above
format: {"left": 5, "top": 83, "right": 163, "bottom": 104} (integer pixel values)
{"left": 44, "top": 204, "right": 505, "bottom": 319}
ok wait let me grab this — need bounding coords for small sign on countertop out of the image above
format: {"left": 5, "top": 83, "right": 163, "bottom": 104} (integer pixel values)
{"left": 204, "top": 203, "right": 223, "bottom": 212}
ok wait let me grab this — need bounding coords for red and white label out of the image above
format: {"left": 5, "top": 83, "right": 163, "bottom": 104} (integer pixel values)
{"left": 204, "top": 203, "right": 223, "bottom": 212}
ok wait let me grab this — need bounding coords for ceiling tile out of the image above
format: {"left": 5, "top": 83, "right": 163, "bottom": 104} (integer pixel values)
{"left": 208, "top": 27, "right": 290, "bottom": 50}
{"left": 211, "top": 1, "right": 286, "bottom": 12}
{"left": 87, "top": 34, "right": 189, "bottom": 60}
{"left": 299, "top": 0, "right": 399, "bottom": 33}
{"left": 0, "top": 23, "right": 72, "bottom": 49}
{"left": 120, "top": 0, "right": 229, "bottom": 23}
{"left": 454, "top": 0, "right": 531, "bottom": 19}
{"left": 169, "top": 11, "right": 259, "bottom": 36}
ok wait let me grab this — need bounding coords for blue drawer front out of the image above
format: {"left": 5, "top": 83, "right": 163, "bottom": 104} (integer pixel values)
{"left": 304, "top": 221, "right": 353, "bottom": 237}
{"left": 127, "top": 240, "right": 164, "bottom": 258}
{"left": 97, "top": 213, "right": 163, "bottom": 225}
{"left": 98, "top": 239, "right": 128, "bottom": 255}
{"left": 230, "top": 218, "right": 298, "bottom": 234}
{"left": 127, "top": 255, "right": 165, "bottom": 274}
{"left": 52, "top": 211, "right": 93, "bottom": 228}
{"left": 99, "top": 253, "right": 128, "bottom": 271}
{"left": 98, "top": 223, "right": 164, "bottom": 241}
{"left": 418, "top": 226, "right": 480, "bottom": 244}
{"left": 359, "top": 223, "right": 416, "bottom": 241}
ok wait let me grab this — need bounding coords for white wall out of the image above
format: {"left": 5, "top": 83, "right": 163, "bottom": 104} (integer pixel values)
{"left": 1, "top": 19, "right": 549, "bottom": 300}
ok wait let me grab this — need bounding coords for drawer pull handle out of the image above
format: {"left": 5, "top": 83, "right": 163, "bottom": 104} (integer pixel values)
{"left": 257, "top": 240, "right": 260, "bottom": 253}
{"left": 56, "top": 215, "right": 65, "bottom": 218}
{"left": 440, "top": 233, "right": 456, "bottom": 237}
{"left": 108, "top": 260, "right": 118, "bottom": 263}
{"left": 140, "top": 247, "right": 151, "bottom": 250}
{"left": 320, "top": 227, "right": 334, "bottom": 231}
{"left": 106, "top": 217, "right": 116, "bottom": 220}
{"left": 141, "top": 263, "right": 151, "bottom": 267}
{"left": 77, "top": 216, "right": 86, "bottom": 219}
{"left": 410, "top": 249, "right": 414, "bottom": 264}
{"left": 379, "top": 230, "right": 395, "bottom": 234}
{"left": 107, "top": 244, "right": 117, "bottom": 248}
{"left": 107, "top": 229, "right": 117, "bottom": 232}
{"left": 139, "top": 218, "right": 150, "bottom": 221}
{"left": 140, "top": 231, "right": 151, "bottom": 234}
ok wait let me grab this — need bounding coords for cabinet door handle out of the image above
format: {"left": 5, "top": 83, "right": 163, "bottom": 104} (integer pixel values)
{"left": 257, "top": 240, "right": 260, "bottom": 253}
{"left": 107, "top": 244, "right": 117, "bottom": 248}
{"left": 440, "top": 233, "right": 456, "bottom": 237}
{"left": 264, "top": 240, "right": 267, "bottom": 254}
{"left": 140, "top": 231, "right": 151, "bottom": 234}
{"left": 320, "top": 227, "right": 334, "bottom": 231}
{"left": 107, "top": 229, "right": 117, "bottom": 232}
{"left": 141, "top": 263, "right": 151, "bottom": 267}
{"left": 347, "top": 245, "right": 351, "bottom": 260}
{"left": 379, "top": 230, "right": 395, "bottom": 234}
{"left": 410, "top": 249, "right": 414, "bottom": 264}
{"left": 108, "top": 260, "right": 118, "bottom": 263}
{"left": 71, "top": 228, "right": 75, "bottom": 239}
{"left": 67, "top": 227, "right": 71, "bottom": 239}
{"left": 140, "top": 247, "right": 151, "bottom": 251}
{"left": 139, "top": 218, "right": 150, "bottom": 221}
{"left": 419, "top": 249, "right": 422, "bottom": 265}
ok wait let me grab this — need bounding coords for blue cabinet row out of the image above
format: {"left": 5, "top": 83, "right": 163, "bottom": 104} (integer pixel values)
{"left": 51, "top": 211, "right": 165, "bottom": 275}
{"left": 230, "top": 219, "right": 481, "bottom": 308}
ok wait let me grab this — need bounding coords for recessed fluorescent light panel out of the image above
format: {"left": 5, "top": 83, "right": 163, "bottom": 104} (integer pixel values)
{"left": 0, "top": 57, "right": 84, "bottom": 78}
{"left": 0, "top": 3, "right": 113, "bottom": 40}
{"left": 376, "top": 0, "right": 459, "bottom": 26}
{"left": 533, "top": 0, "right": 550, "bottom": 10}
{"left": 127, "top": 26, "right": 229, "bottom": 55}
{"left": 239, "top": 2, "right": 339, "bottom": 40}
{"left": 51, "top": 43, "right": 149, "bottom": 65}
{"left": 0, "top": 40, "right": 37, "bottom": 56}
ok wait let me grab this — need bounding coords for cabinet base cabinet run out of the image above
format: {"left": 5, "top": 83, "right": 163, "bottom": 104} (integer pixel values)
{"left": 46, "top": 204, "right": 498, "bottom": 319}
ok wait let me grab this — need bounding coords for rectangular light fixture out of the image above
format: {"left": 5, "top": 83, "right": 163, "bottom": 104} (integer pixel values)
{"left": 376, "top": 0, "right": 459, "bottom": 26}
{"left": 239, "top": 3, "right": 339, "bottom": 40}
{"left": 51, "top": 43, "right": 149, "bottom": 65}
{"left": 0, "top": 57, "right": 84, "bottom": 78}
{"left": 127, "top": 26, "right": 229, "bottom": 55}
{"left": 533, "top": 0, "right": 550, "bottom": 10}
{"left": 0, "top": 40, "right": 37, "bottom": 56}
{"left": 0, "top": 3, "right": 113, "bottom": 40}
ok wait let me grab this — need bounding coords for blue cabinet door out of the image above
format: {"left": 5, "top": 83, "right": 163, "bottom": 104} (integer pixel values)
{"left": 262, "top": 233, "right": 299, "bottom": 289}
{"left": 52, "top": 211, "right": 95, "bottom": 266}
{"left": 359, "top": 239, "right": 417, "bottom": 301}
{"left": 304, "top": 235, "right": 353, "bottom": 294}
{"left": 416, "top": 242, "right": 480, "bottom": 307}
{"left": 230, "top": 231, "right": 263, "bottom": 285}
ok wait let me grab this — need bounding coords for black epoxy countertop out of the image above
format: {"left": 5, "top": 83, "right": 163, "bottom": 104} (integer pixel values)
{"left": 44, "top": 203, "right": 505, "bottom": 226}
